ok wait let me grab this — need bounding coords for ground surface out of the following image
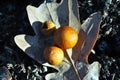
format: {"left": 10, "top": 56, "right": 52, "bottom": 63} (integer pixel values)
{"left": 0, "top": 0, "right": 120, "bottom": 80}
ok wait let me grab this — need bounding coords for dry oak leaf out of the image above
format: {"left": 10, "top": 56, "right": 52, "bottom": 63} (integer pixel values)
{"left": 14, "top": 0, "right": 101, "bottom": 80}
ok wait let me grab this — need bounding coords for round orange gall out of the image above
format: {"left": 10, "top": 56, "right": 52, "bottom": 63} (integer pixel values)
{"left": 41, "top": 20, "right": 56, "bottom": 36}
{"left": 43, "top": 46, "right": 64, "bottom": 65}
{"left": 54, "top": 26, "right": 78, "bottom": 49}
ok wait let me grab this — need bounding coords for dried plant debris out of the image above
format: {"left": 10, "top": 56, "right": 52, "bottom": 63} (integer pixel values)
{"left": 14, "top": 0, "right": 102, "bottom": 80}
{"left": 0, "top": 66, "right": 12, "bottom": 80}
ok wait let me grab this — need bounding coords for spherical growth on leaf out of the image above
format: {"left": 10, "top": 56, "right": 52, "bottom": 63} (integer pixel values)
{"left": 43, "top": 46, "right": 64, "bottom": 65}
{"left": 54, "top": 26, "right": 78, "bottom": 49}
{"left": 41, "top": 20, "right": 56, "bottom": 36}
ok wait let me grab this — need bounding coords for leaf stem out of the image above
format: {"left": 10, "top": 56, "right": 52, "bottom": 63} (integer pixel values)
{"left": 64, "top": 50, "right": 81, "bottom": 80}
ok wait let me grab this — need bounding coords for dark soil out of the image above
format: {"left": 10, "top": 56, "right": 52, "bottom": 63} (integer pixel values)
{"left": 0, "top": 0, "right": 120, "bottom": 80}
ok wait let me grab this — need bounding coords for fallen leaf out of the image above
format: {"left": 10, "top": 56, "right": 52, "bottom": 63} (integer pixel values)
{"left": 14, "top": 0, "right": 102, "bottom": 80}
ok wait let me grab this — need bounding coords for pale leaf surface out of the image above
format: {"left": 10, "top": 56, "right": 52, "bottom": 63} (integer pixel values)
{"left": 79, "top": 12, "right": 101, "bottom": 62}
{"left": 73, "top": 12, "right": 101, "bottom": 62}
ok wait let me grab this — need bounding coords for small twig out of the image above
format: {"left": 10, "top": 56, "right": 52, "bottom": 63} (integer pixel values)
{"left": 112, "top": 73, "right": 115, "bottom": 80}
{"left": 64, "top": 50, "right": 81, "bottom": 80}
